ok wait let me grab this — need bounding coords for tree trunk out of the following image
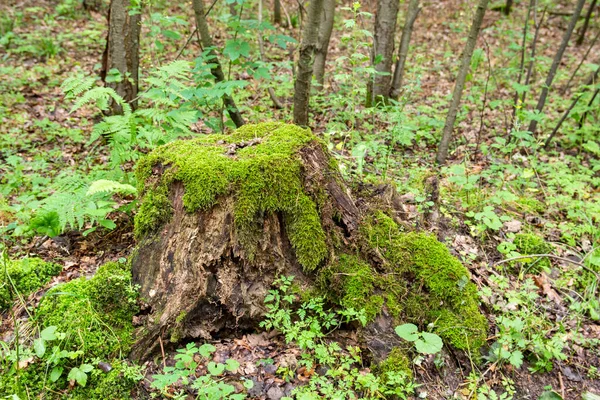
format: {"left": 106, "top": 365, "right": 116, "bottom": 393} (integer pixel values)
{"left": 192, "top": 0, "right": 245, "bottom": 128}
{"left": 511, "top": 0, "right": 535, "bottom": 125}
{"left": 313, "top": 0, "right": 336, "bottom": 90}
{"left": 527, "top": 0, "right": 586, "bottom": 135}
{"left": 544, "top": 57, "right": 600, "bottom": 148}
{"left": 390, "top": 0, "right": 420, "bottom": 99}
{"left": 293, "top": 0, "right": 324, "bottom": 126}
{"left": 436, "top": 0, "right": 489, "bottom": 165}
{"left": 83, "top": 0, "right": 101, "bottom": 12}
{"left": 102, "top": 0, "right": 141, "bottom": 114}
{"left": 273, "top": 0, "right": 282, "bottom": 25}
{"left": 577, "top": 0, "right": 597, "bottom": 46}
{"left": 366, "top": 0, "right": 400, "bottom": 107}
{"left": 129, "top": 123, "right": 488, "bottom": 363}
{"left": 504, "top": 0, "right": 513, "bottom": 15}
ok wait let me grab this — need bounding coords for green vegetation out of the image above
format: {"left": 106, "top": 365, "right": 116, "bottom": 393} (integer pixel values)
{"left": 0, "top": 256, "right": 61, "bottom": 310}
{"left": 0, "top": 260, "right": 139, "bottom": 398}
{"left": 513, "top": 233, "right": 554, "bottom": 272}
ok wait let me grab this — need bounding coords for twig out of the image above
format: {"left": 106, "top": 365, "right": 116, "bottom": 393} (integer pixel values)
{"left": 159, "top": 335, "right": 166, "bottom": 369}
{"left": 493, "top": 254, "right": 599, "bottom": 278}
{"left": 562, "top": 28, "right": 600, "bottom": 94}
{"left": 559, "top": 371, "right": 565, "bottom": 399}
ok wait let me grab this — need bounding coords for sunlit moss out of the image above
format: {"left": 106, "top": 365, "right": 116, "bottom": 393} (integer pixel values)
{"left": 0, "top": 257, "right": 61, "bottom": 310}
{"left": 134, "top": 122, "right": 328, "bottom": 271}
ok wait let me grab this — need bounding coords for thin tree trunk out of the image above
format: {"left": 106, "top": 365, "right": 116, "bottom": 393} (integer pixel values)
{"left": 258, "top": 0, "right": 284, "bottom": 108}
{"left": 544, "top": 61, "right": 600, "bottom": 148}
{"left": 577, "top": 0, "right": 597, "bottom": 46}
{"left": 390, "top": 0, "right": 420, "bottom": 99}
{"left": 293, "top": 0, "right": 324, "bottom": 126}
{"left": 436, "top": 0, "right": 489, "bottom": 165}
{"left": 563, "top": 29, "right": 600, "bottom": 94}
{"left": 274, "top": 0, "right": 282, "bottom": 25}
{"left": 102, "top": 0, "right": 141, "bottom": 114}
{"left": 504, "top": 0, "right": 513, "bottom": 15}
{"left": 522, "top": 6, "right": 546, "bottom": 105}
{"left": 578, "top": 88, "right": 599, "bottom": 128}
{"left": 527, "top": 0, "right": 586, "bottom": 135}
{"left": 366, "top": 0, "right": 400, "bottom": 107}
{"left": 313, "top": 0, "right": 335, "bottom": 90}
{"left": 511, "top": 0, "right": 535, "bottom": 125}
{"left": 192, "top": 0, "right": 245, "bottom": 128}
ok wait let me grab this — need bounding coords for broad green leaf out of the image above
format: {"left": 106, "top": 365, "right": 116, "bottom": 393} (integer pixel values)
{"left": 40, "top": 326, "right": 58, "bottom": 341}
{"left": 582, "top": 393, "right": 600, "bottom": 400}
{"left": 538, "top": 391, "right": 562, "bottom": 400}
{"left": 207, "top": 361, "right": 225, "bottom": 376}
{"left": 225, "top": 358, "right": 240, "bottom": 372}
{"left": 415, "top": 332, "right": 443, "bottom": 354}
{"left": 50, "top": 366, "right": 63, "bottom": 382}
{"left": 68, "top": 367, "right": 88, "bottom": 387}
{"left": 33, "top": 338, "right": 46, "bottom": 358}
{"left": 394, "top": 324, "right": 419, "bottom": 342}
{"left": 198, "top": 343, "right": 216, "bottom": 358}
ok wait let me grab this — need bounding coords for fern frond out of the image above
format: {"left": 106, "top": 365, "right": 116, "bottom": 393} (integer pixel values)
{"left": 86, "top": 180, "right": 137, "bottom": 197}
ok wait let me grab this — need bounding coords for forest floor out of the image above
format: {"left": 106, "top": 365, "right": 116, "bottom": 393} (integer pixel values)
{"left": 1, "top": 0, "right": 599, "bottom": 398}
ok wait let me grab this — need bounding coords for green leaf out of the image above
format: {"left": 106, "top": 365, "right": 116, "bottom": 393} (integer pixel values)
{"left": 68, "top": 367, "right": 89, "bottom": 387}
{"left": 198, "top": 343, "right": 216, "bottom": 358}
{"left": 394, "top": 324, "right": 419, "bottom": 342}
{"left": 582, "top": 393, "right": 600, "bottom": 400}
{"left": 207, "top": 361, "right": 225, "bottom": 376}
{"left": 33, "top": 338, "right": 46, "bottom": 358}
{"left": 50, "top": 366, "right": 63, "bottom": 382}
{"left": 508, "top": 350, "right": 523, "bottom": 368}
{"left": 40, "top": 326, "right": 58, "bottom": 341}
{"left": 415, "top": 332, "right": 443, "bottom": 354}
{"left": 538, "top": 391, "right": 563, "bottom": 400}
{"left": 225, "top": 358, "right": 240, "bottom": 372}
{"left": 223, "top": 39, "right": 251, "bottom": 62}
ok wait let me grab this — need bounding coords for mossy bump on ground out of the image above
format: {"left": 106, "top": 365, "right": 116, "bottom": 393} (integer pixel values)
{"left": 0, "top": 261, "right": 139, "bottom": 398}
{"left": 0, "top": 256, "right": 61, "bottom": 310}
{"left": 35, "top": 261, "right": 139, "bottom": 359}
{"left": 376, "top": 347, "right": 413, "bottom": 380}
{"left": 134, "top": 122, "right": 328, "bottom": 271}
{"left": 321, "top": 211, "right": 488, "bottom": 352}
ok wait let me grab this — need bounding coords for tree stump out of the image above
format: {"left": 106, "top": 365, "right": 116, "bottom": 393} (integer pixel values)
{"left": 130, "top": 123, "right": 487, "bottom": 362}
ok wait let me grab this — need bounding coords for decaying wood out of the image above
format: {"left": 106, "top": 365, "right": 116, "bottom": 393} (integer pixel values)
{"left": 130, "top": 142, "right": 360, "bottom": 360}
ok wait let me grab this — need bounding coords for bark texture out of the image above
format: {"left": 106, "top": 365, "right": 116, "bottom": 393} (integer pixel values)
{"left": 192, "top": 0, "right": 245, "bottom": 128}
{"left": 273, "top": 0, "right": 282, "bottom": 25}
{"left": 527, "top": 0, "right": 586, "bottom": 135}
{"left": 102, "top": 0, "right": 141, "bottom": 114}
{"left": 436, "top": 0, "right": 489, "bottom": 165}
{"left": 313, "top": 0, "right": 336, "bottom": 90}
{"left": 293, "top": 0, "right": 324, "bottom": 126}
{"left": 390, "top": 0, "right": 420, "bottom": 99}
{"left": 367, "top": 0, "right": 400, "bottom": 106}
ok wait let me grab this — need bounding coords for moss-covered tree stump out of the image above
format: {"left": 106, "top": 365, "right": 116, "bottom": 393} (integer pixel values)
{"left": 130, "top": 122, "right": 487, "bottom": 362}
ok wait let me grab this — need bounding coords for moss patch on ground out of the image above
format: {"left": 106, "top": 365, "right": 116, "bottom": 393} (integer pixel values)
{"left": 35, "top": 261, "right": 138, "bottom": 359}
{"left": 0, "top": 261, "right": 139, "bottom": 398}
{"left": 134, "top": 122, "right": 328, "bottom": 271}
{"left": 0, "top": 256, "right": 61, "bottom": 310}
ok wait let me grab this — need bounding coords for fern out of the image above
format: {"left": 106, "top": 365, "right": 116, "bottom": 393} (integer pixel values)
{"left": 86, "top": 180, "right": 137, "bottom": 196}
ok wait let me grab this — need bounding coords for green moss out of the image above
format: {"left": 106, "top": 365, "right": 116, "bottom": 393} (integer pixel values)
{"left": 35, "top": 261, "right": 138, "bottom": 359}
{"left": 134, "top": 122, "right": 328, "bottom": 271}
{"left": 68, "top": 360, "right": 138, "bottom": 400}
{"left": 0, "top": 257, "right": 62, "bottom": 310}
{"left": 358, "top": 213, "right": 488, "bottom": 352}
{"left": 513, "top": 233, "right": 552, "bottom": 273}
{"left": 376, "top": 347, "right": 412, "bottom": 380}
